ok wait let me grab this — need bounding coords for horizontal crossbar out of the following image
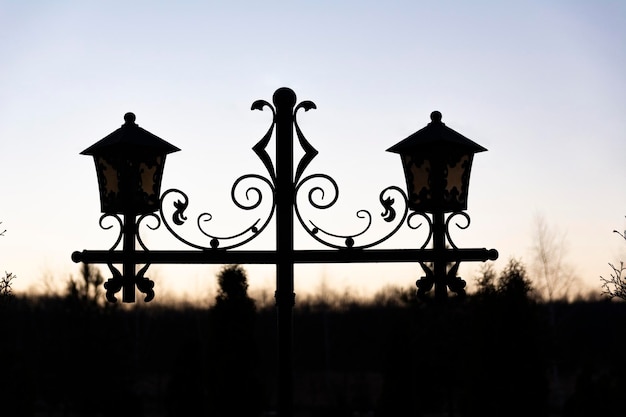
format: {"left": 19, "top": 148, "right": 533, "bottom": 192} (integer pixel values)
{"left": 72, "top": 248, "right": 498, "bottom": 265}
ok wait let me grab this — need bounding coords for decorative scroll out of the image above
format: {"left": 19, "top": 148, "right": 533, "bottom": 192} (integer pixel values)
{"left": 445, "top": 211, "right": 471, "bottom": 250}
{"left": 97, "top": 214, "right": 124, "bottom": 302}
{"left": 294, "top": 101, "right": 318, "bottom": 183}
{"left": 137, "top": 213, "right": 161, "bottom": 251}
{"left": 251, "top": 99, "right": 277, "bottom": 184}
{"left": 148, "top": 97, "right": 280, "bottom": 251}
{"left": 144, "top": 90, "right": 427, "bottom": 253}
{"left": 99, "top": 213, "right": 156, "bottom": 302}
{"left": 99, "top": 213, "right": 124, "bottom": 251}
{"left": 416, "top": 261, "right": 435, "bottom": 298}
{"left": 293, "top": 173, "right": 413, "bottom": 249}
{"left": 158, "top": 173, "right": 275, "bottom": 250}
{"left": 415, "top": 211, "right": 474, "bottom": 299}
{"left": 135, "top": 263, "right": 155, "bottom": 302}
{"left": 103, "top": 265, "right": 123, "bottom": 303}
{"left": 407, "top": 211, "right": 433, "bottom": 250}
{"left": 416, "top": 261, "right": 466, "bottom": 299}
{"left": 103, "top": 264, "right": 154, "bottom": 303}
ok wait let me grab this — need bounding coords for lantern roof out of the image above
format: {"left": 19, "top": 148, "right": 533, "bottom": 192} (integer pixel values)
{"left": 387, "top": 111, "right": 487, "bottom": 154}
{"left": 80, "top": 112, "right": 180, "bottom": 156}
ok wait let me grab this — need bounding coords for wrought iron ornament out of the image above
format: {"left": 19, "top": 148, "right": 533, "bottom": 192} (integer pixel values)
{"left": 73, "top": 87, "right": 497, "bottom": 304}
{"left": 158, "top": 90, "right": 409, "bottom": 251}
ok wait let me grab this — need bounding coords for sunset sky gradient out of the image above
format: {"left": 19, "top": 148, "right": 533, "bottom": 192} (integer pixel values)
{"left": 1, "top": 1, "right": 625, "bottom": 301}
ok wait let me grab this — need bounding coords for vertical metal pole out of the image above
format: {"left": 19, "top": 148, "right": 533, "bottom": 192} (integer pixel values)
{"left": 122, "top": 211, "right": 137, "bottom": 303}
{"left": 433, "top": 210, "right": 448, "bottom": 302}
{"left": 274, "top": 87, "right": 296, "bottom": 417}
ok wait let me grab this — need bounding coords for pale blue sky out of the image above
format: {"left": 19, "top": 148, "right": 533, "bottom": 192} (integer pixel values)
{"left": 1, "top": 1, "right": 625, "bottom": 301}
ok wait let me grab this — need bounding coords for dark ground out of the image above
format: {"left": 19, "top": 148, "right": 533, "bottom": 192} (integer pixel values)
{"left": 1, "top": 291, "right": 625, "bottom": 417}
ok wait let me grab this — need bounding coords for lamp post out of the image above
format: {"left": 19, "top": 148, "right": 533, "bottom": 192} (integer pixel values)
{"left": 72, "top": 87, "right": 497, "bottom": 417}
{"left": 387, "top": 109, "right": 488, "bottom": 302}
{"left": 78, "top": 112, "right": 180, "bottom": 302}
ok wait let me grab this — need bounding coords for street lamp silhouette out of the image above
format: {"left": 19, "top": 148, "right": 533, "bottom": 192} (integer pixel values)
{"left": 72, "top": 87, "right": 497, "bottom": 417}
{"left": 78, "top": 112, "right": 179, "bottom": 302}
{"left": 387, "top": 109, "right": 488, "bottom": 301}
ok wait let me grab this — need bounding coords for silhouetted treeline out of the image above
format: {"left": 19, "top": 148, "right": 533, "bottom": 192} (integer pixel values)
{"left": 1, "top": 270, "right": 625, "bottom": 416}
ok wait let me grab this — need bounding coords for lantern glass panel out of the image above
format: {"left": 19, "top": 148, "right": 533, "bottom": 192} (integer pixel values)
{"left": 403, "top": 154, "right": 431, "bottom": 211}
{"left": 94, "top": 155, "right": 121, "bottom": 214}
{"left": 443, "top": 152, "right": 473, "bottom": 211}
{"left": 138, "top": 155, "right": 165, "bottom": 213}
{"left": 402, "top": 150, "right": 474, "bottom": 213}
{"left": 93, "top": 153, "right": 165, "bottom": 215}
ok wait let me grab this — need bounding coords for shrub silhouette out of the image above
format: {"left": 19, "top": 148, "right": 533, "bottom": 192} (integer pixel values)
{"left": 206, "top": 264, "right": 263, "bottom": 417}
{"left": 65, "top": 263, "right": 105, "bottom": 309}
{"left": 463, "top": 258, "right": 549, "bottom": 417}
{"left": 2, "top": 263, "right": 625, "bottom": 416}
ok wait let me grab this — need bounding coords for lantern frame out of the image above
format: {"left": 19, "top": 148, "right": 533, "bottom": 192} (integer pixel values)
{"left": 80, "top": 112, "right": 180, "bottom": 215}
{"left": 387, "top": 110, "right": 487, "bottom": 213}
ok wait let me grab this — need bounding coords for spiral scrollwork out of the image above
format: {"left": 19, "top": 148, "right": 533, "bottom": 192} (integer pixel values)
{"left": 103, "top": 262, "right": 155, "bottom": 303}
{"left": 294, "top": 175, "right": 412, "bottom": 249}
{"left": 104, "top": 264, "right": 123, "bottom": 303}
{"left": 137, "top": 213, "right": 161, "bottom": 251}
{"left": 445, "top": 211, "right": 471, "bottom": 250}
{"left": 231, "top": 174, "right": 273, "bottom": 211}
{"left": 298, "top": 173, "right": 339, "bottom": 210}
{"left": 99, "top": 214, "right": 123, "bottom": 250}
{"left": 97, "top": 214, "right": 124, "bottom": 303}
{"left": 97, "top": 213, "right": 158, "bottom": 303}
{"left": 135, "top": 263, "right": 155, "bottom": 302}
{"left": 159, "top": 172, "right": 275, "bottom": 250}
{"left": 135, "top": 214, "right": 159, "bottom": 301}
{"left": 407, "top": 211, "right": 433, "bottom": 250}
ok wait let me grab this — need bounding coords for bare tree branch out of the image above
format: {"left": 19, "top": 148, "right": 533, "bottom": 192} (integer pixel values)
{"left": 530, "top": 213, "right": 577, "bottom": 302}
{"left": 600, "top": 225, "right": 626, "bottom": 301}
{"left": 0, "top": 271, "right": 16, "bottom": 303}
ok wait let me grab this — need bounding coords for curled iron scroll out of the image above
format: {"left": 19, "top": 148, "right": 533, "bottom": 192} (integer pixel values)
{"left": 99, "top": 214, "right": 123, "bottom": 251}
{"left": 159, "top": 172, "right": 275, "bottom": 250}
{"left": 98, "top": 214, "right": 125, "bottom": 302}
{"left": 445, "top": 211, "right": 471, "bottom": 250}
{"left": 294, "top": 174, "right": 413, "bottom": 249}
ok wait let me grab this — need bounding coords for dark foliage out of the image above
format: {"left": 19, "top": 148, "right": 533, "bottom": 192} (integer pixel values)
{"left": 205, "top": 265, "right": 263, "bottom": 417}
{"left": 1, "top": 269, "right": 625, "bottom": 416}
{"left": 461, "top": 259, "right": 549, "bottom": 417}
{"left": 65, "top": 263, "right": 105, "bottom": 309}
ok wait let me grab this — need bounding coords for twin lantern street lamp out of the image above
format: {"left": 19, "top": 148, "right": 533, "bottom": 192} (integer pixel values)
{"left": 71, "top": 87, "right": 497, "bottom": 416}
